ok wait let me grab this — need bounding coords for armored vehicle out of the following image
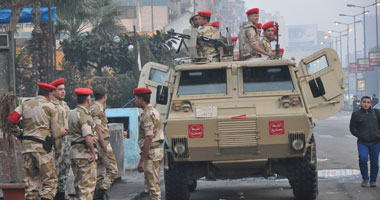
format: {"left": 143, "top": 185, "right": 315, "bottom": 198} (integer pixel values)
{"left": 138, "top": 48, "right": 345, "bottom": 200}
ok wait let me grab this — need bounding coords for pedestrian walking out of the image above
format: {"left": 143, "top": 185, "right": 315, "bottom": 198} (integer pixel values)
{"left": 91, "top": 86, "right": 119, "bottom": 199}
{"left": 349, "top": 96, "right": 380, "bottom": 187}
{"left": 69, "top": 88, "right": 98, "bottom": 199}
{"left": 49, "top": 78, "right": 70, "bottom": 200}
{"left": 372, "top": 94, "right": 379, "bottom": 106}
{"left": 7, "top": 83, "right": 63, "bottom": 200}
{"left": 135, "top": 88, "right": 164, "bottom": 200}
{"left": 353, "top": 95, "right": 360, "bottom": 112}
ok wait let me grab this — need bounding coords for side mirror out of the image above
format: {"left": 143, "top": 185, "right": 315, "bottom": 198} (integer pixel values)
{"left": 156, "top": 85, "right": 169, "bottom": 105}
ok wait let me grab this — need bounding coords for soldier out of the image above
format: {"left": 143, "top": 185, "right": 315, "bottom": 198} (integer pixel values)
{"left": 135, "top": 88, "right": 164, "bottom": 200}
{"left": 259, "top": 21, "right": 276, "bottom": 56}
{"left": 238, "top": 8, "right": 274, "bottom": 60}
{"left": 232, "top": 36, "right": 239, "bottom": 60}
{"left": 255, "top": 23, "right": 262, "bottom": 37}
{"left": 211, "top": 21, "right": 220, "bottom": 29}
{"left": 69, "top": 88, "right": 98, "bottom": 199}
{"left": 189, "top": 13, "right": 200, "bottom": 28}
{"left": 91, "top": 86, "right": 119, "bottom": 200}
{"left": 7, "top": 83, "right": 62, "bottom": 200}
{"left": 197, "top": 10, "right": 223, "bottom": 61}
{"left": 49, "top": 78, "right": 70, "bottom": 200}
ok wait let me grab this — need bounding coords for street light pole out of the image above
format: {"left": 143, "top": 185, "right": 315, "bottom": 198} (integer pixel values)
{"left": 363, "top": 7, "right": 367, "bottom": 58}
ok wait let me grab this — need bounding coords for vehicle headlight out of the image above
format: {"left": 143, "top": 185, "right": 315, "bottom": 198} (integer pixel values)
{"left": 292, "top": 139, "right": 304, "bottom": 151}
{"left": 174, "top": 143, "right": 186, "bottom": 155}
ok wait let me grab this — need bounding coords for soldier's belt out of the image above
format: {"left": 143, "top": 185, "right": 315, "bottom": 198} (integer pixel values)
{"left": 151, "top": 140, "right": 164, "bottom": 149}
{"left": 23, "top": 136, "right": 53, "bottom": 153}
{"left": 71, "top": 141, "right": 97, "bottom": 149}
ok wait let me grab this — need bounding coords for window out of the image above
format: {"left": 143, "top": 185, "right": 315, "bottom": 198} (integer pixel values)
{"left": 149, "top": 68, "right": 167, "bottom": 84}
{"left": 120, "top": 6, "right": 137, "bottom": 19}
{"left": 178, "top": 69, "right": 227, "bottom": 95}
{"left": 243, "top": 66, "right": 294, "bottom": 92}
{"left": 306, "top": 55, "right": 328, "bottom": 74}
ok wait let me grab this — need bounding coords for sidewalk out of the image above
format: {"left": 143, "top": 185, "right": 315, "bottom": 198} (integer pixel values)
{"left": 107, "top": 170, "right": 164, "bottom": 200}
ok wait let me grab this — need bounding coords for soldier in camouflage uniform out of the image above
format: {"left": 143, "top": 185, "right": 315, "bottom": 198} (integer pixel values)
{"left": 135, "top": 88, "right": 164, "bottom": 200}
{"left": 7, "top": 83, "right": 63, "bottom": 200}
{"left": 197, "top": 11, "right": 223, "bottom": 62}
{"left": 91, "top": 86, "right": 119, "bottom": 199}
{"left": 50, "top": 78, "right": 71, "bottom": 200}
{"left": 238, "top": 8, "right": 274, "bottom": 60}
{"left": 259, "top": 21, "right": 275, "bottom": 56}
{"left": 69, "top": 88, "right": 98, "bottom": 200}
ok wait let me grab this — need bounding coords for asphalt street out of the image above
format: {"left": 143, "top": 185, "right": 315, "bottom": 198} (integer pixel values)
{"left": 108, "top": 110, "right": 380, "bottom": 200}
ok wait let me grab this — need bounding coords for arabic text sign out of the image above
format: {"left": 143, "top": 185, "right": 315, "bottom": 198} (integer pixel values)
{"left": 188, "top": 124, "right": 204, "bottom": 138}
{"left": 369, "top": 52, "right": 380, "bottom": 66}
{"left": 269, "top": 121, "right": 285, "bottom": 135}
{"left": 357, "top": 58, "right": 373, "bottom": 71}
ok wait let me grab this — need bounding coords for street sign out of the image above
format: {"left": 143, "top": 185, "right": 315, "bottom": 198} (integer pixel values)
{"left": 357, "top": 58, "right": 374, "bottom": 71}
{"left": 357, "top": 79, "right": 366, "bottom": 91}
{"left": 369, "top": 52, "right": 380, "bottom": 66}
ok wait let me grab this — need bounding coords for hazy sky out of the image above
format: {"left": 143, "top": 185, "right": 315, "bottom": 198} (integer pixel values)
{"left": 245, "top": 0, "right": 376, "bottom": 32}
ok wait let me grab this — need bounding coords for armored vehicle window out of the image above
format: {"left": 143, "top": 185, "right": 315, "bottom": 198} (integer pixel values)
{"left": 243, "top": 66, "right": 294, "bottom": 92}
{"left": 306, "top": 55, "right": 328, "bottom": 74}
{"left": 178, "top": 69, "right": 227, "bottom": 95}
{"left": 149, "top": 68, "right": 167, "bottom": 84}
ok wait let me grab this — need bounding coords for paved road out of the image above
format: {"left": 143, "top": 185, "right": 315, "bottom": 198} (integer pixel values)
{"left": 109, "top": 110, "right": 380, "bottom": 200}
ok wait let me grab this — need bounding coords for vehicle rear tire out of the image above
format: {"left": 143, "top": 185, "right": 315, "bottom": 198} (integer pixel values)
{"left": 188, "top": 179, "right": 197, "bottom": 192}
{"left": 288, "top": 136, "right": 318, "bottom": 200}
{"left": 164, "top": 153, "right": 190, "bottom": 200}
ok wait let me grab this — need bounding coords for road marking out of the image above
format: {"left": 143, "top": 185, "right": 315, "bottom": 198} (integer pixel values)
{"left": 316, "top": 135, "right": 334, "bottom": 138}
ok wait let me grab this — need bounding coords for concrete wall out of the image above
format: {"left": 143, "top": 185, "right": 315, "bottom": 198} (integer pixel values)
{"left": 120, "top": 6, "right": 169, "bottom": 32}
{"left": 106, "top": 108, "right": 139, "bottom": 170}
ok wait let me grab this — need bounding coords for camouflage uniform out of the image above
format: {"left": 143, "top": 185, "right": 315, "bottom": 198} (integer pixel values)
{"left": 198, "top": 23, "right": 221, "bottom": 61}
{"left": 51, "top": 95, "right": 71, "bottom": 196}
{"left": 259, "top": 36, "right": 272, "bottom": 56}
{"left": 69, "top": 105, "right": 98, "bottom": 199}
{"left": 138, "top": 104, "right": 164, "bottom": 200}
{"left": 90, "top": 102, "right": 118, "bottom": 191}
{"left": 14, "top": 96, "right": 60, "bottom": 200}
{"left": 238, "top": 21, "right": 260, "bottom": 60}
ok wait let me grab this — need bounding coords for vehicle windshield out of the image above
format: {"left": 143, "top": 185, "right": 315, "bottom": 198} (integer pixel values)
{"left": 243, "top": 66, "right": 294, "bottom": 92}
{"left": 178, "top": 69, "right": 227, "bottom": 95}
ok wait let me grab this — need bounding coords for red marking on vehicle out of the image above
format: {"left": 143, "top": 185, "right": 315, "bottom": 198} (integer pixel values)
{"left": 188, "top": 124, "right": 204, "bottom": 138}
{"left": 269, "top": 121, "right": 285, "bottom": 135}
{"left": 232, "top": 114, "right": 247, "bottom": 119}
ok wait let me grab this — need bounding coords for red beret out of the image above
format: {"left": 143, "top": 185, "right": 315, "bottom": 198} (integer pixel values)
{"left": 272, "top": 48, "right": 285, "bottom": 53}
{"left": 262, "top": 21, "right": 275, "bottom": 30}
{"left": 211, "top": 21, "right": 220, "bottom": 28}
{"left": 273, "top": 26, "right": 278, "bottom": 34}
{"left": 133, "top": 88, "right": 152, "bottom": 95}
{"left": 74, "top": 88, "right": 93, "bottom": 96}
{"left": 198, "top": 11, "right": 212, "bottom": 17}
{"left": 49, "top": 78, "right": 65, "bottom": 87}
{"left": 246, "top": 8, "right": 259, "bottom": 15}
{"left": 38, "top": 82, "right": 56, "bottom": 91}
{"left": 255, "top": 23, "right": 262, "bottom": 29}
{"left": 231, "top": 37, "right": 238, "bottom": 41}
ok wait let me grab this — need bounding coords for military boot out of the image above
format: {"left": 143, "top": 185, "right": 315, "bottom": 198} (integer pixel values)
{"left": 54, "top": 191, "right": 65, "bottom": 200}
{"left": 93, "top": 188, "right": 106, "bottom": 200}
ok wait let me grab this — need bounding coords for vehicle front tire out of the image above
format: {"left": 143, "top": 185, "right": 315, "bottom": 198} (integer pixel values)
{"left": 164, "top": 153, "right": 190, "bottom": 200}
{"left": 288, "top": 137, "right": 318, "bottom": 200}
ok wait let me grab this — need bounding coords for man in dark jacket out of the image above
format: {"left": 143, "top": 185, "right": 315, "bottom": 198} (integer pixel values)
{"left": 350, "top": 96, "right": 380, "bottom": 187}
{"left": 372, "top": 94, "right": 379, "bottom": 106}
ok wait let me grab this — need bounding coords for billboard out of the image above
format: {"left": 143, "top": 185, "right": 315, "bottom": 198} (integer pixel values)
{"left": 357, "top": 79, "right": 366, "bottom": 91}
{"left": 357, "top": 58, "right": 373, "bottom": 71}
{"left": 368, "top": 52, "right": 380, "bottom": 66}
{"left": 287, "top": 25, "right": 318, "bottom": 47}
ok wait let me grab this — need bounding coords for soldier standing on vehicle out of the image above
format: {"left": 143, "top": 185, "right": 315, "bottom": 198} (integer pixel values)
{"left": 232, "top": 36, "right": 239, "bottom": 60}
{"left": 7, "top": 83, "right": 62, "bottom": 200}
{"left": 238, "top": 8, "right": 274, "bottom": 60}
{"left": 135, "top": 88, "right": 164, "bottom": 200}
{"left": 255, "top": 23, "right": 262, "bottom": 37}
{"left": 259, "top": 21, "right": 275, "bottom": 56}
{"left": 69, "top": 88, "right": 98, "bottom": 199}
{"left": 49, "top": 78, "right": 70, "bottom": 200}
{"left": 91, "top": 86, "right": 119, "bottom": 200}
{"left": 189, "top": 13, "right": 200, "bottom": 28}
{"left": 197, "top": 10, "right": 223, "bottom": 61}
{"left": 350, "top": 96, "right": 380, "bottom": 187}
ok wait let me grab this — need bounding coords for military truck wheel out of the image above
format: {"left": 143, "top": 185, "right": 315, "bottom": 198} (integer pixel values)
{"left": 288, "top": 137, "right": 318, "bottom": 200}
{"left": 164, "top": 154, "right": 190, "bottom": 200}
{"left": 188, "top": 179, "right": 197, "bottom": 192}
